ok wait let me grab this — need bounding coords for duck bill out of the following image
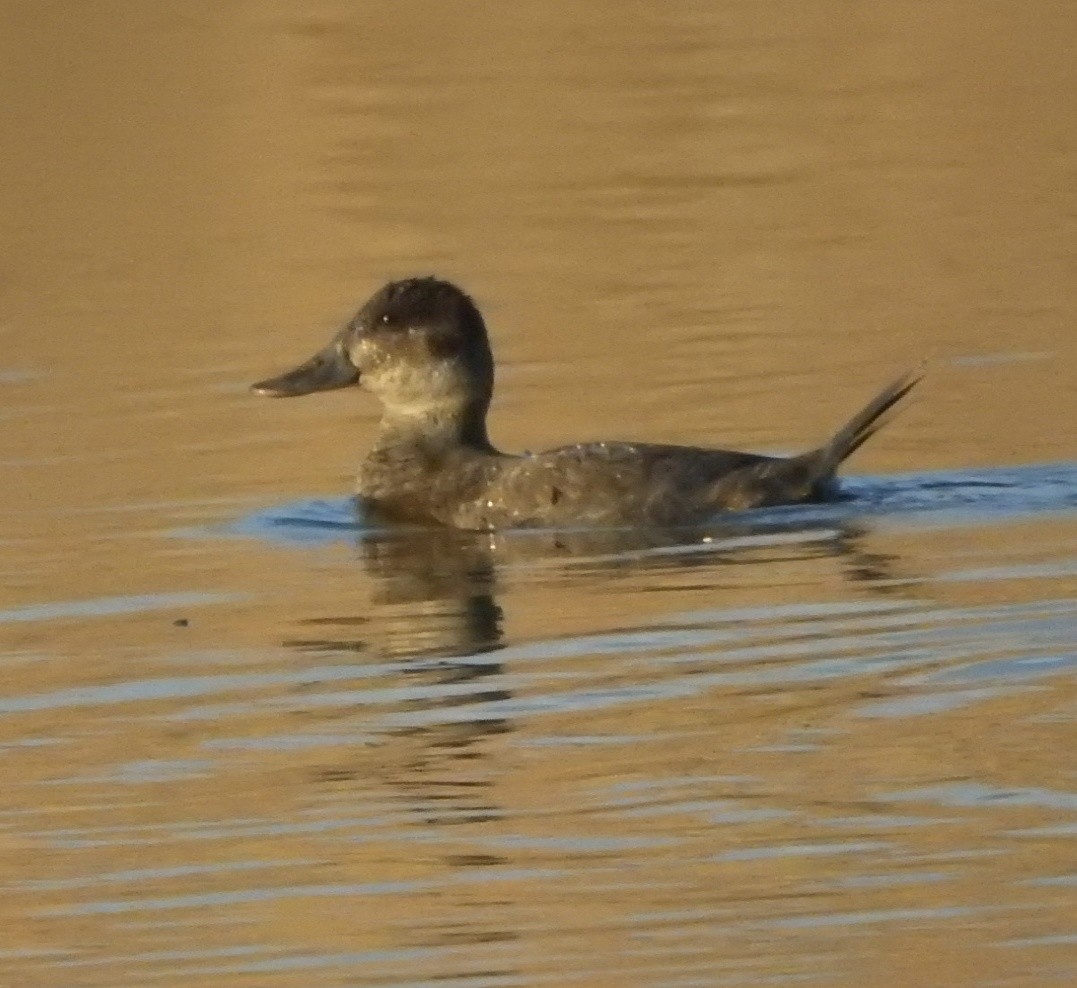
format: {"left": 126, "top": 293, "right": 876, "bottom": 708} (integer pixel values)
{"left": 251, "top": 338, "right": 359, "bottom": 397}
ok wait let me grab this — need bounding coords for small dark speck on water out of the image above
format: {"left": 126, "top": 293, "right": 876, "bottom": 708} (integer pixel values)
{"left": 173, "top": 618, "right": 189, "bottom": 628}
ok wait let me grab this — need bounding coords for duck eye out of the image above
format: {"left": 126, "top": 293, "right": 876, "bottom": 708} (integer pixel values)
{"left": 380, "top": 313, "right": 391, "bottom": 325}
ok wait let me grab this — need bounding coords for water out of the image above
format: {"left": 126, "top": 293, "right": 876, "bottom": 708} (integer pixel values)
{"left": 1, "top": 2, "right": 1075, "bottom": 986}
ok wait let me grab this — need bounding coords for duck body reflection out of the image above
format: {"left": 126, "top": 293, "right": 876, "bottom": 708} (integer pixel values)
{"left": 258, "top": 492, "right": 903, "bottom": 839}
{"left": 290, "top": 513, "right": 899, "bottom": 668}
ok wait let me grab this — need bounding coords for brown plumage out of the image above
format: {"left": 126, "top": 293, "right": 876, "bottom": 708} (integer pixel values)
{"left": 253, "top": 278, "right": 920, "bottom": 530}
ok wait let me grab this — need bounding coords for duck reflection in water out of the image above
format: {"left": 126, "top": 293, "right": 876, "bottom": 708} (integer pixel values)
{"left": 263, "top": 517, "right": 906, "bottom": 967}
{"left": 283, "top": 515, "right": 905, "bottom": 737}
{"left": 283, "top": 527, "right": 510, "bottom": 828}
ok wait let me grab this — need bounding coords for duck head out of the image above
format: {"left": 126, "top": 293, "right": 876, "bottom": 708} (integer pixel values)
{"left": 252, "top": 277, "right": 495, "bottom": 446}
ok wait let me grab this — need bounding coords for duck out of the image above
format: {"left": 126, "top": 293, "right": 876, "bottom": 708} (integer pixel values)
{"left": 252, "top": 277, "right": 919, "bottom": 530}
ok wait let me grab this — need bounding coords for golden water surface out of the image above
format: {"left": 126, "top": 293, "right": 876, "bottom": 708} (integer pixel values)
{"left": 1, "top": 2, "right": 1075, "bottom": 986}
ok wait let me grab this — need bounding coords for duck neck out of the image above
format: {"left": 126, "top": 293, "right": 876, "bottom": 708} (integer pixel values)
{"left": 374, "top": 399, "right": 495, "bottom": 453}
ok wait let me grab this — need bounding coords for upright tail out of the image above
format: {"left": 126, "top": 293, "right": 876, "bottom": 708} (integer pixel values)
{"left": 702, "top": 367, "right": 922, "bottom": 512}
{"left": 807, "top": 367, "right": 922, "bottom": 482}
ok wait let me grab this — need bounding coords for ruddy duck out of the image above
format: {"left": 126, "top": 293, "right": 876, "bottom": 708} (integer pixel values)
{"left": 253, "top": 278, "right": 919, "bottom": 529}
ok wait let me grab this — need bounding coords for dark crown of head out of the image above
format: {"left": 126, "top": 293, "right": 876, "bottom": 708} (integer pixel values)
{"left": 367, "top": 277, "right": 482, "bottom": 333}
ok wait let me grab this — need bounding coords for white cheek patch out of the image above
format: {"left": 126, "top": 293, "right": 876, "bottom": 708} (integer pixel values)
{"left": 373, "top": 360, "right": 459, "bottom": 412}
{"left": 352, "top": 338, "right": 380, "bottom": 366}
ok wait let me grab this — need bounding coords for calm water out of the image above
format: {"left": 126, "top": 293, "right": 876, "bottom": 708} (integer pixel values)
{"left": 2, "top": 3, "right": 1076, "bottom": 986}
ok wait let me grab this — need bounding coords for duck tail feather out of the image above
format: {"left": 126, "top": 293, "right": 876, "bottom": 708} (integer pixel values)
{"left": 809, "top": 366, "right": 923, "bottom": 479}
